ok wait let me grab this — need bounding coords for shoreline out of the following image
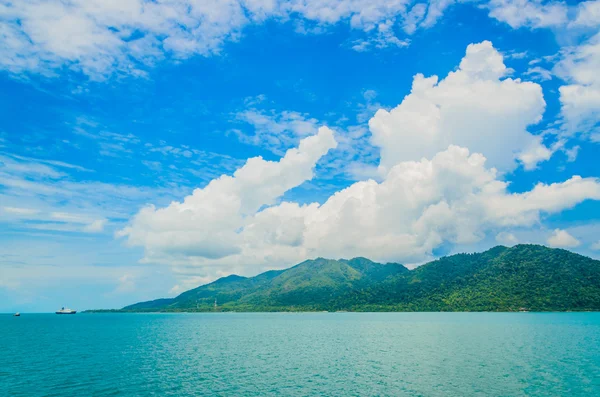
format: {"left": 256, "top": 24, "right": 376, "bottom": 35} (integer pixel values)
{"left": 81, "top": 309, "right": 600, "bottom": 314}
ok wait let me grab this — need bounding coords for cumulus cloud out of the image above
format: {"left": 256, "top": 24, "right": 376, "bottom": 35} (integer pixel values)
{"left": 232, "top": 94, "right": 381, "bottom": 181}
{"left": 547, "top": 229, "right": 581, "bottom": 248}
{"left": 368, "top": 40, "right": 548, "bottom": 173}
{"left": 287, "top": 146, "right": 599, "bottom": 263}
{"left": 117, "top": 40, "right": 600, "bottom": 285}
{"left": 120, "top": 140, "right": 600, "bottom": 276}
{"left": 118, "top": 126, "right": 338, "bottom": 259}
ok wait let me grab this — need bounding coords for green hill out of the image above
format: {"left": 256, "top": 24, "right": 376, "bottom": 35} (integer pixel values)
{"left": 120, "top": 245, "right": 600, "bottom": 312}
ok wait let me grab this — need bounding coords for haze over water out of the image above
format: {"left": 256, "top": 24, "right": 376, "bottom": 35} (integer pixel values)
{"left": 2, "top": 313, "right": 599, "bottom": 396}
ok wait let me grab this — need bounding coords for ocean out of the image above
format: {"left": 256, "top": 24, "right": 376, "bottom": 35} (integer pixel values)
{"left": 1, "top": 312, "right": 599, "bottom": 396}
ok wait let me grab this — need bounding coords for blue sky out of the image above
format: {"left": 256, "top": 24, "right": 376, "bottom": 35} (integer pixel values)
{"left": 1, "top": 0, "right": 599, "bottom": 312}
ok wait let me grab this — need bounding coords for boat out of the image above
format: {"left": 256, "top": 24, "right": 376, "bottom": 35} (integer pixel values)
{"left": 13, "top": 312, "right": 20, "bottom": 317}
{"left": 55, "top": 307, "right": 77, "bottom": 314}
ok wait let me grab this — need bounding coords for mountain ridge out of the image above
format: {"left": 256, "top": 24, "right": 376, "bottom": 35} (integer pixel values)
{"left": 110, "top": 244, "right": 600, "bottom": 312}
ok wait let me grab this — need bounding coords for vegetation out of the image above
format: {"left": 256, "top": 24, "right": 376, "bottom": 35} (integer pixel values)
{"left": 102, "top": 245, "right": 600, "bottom": 313}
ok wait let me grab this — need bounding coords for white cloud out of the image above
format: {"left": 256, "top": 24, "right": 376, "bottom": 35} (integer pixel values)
{"left": 547, "top": 229, "right": 581, "bottom": 248}
{"left": 69, "top": 116, "right": 244, "bottom": 184}
{"left": 0, "top": 151, "right": 187, "bottom": 236}
{"left": 232, "top": 95, "right": 381, "bottom": 181}
{"left": 292, "top": 146, "right": 599, "bottom": 263}
{"left": 3, "top": 0, "right": 597, "bottom": 82}
{"left": 112, "top": 274, "right": 136, "bottom": 294}
{"left": 592, "top": 240, "right": 600, "bottom": 250}
{"left": 496, "top": 231, "right": 518, "bottom": 246}
{"left": 420, "top": 0, "right": 456, "bottom": 29}
{"left": 368, "top": 40, "right": 548, "bottom": 173}
{"left": 118, "top": 126, "right": 338, "bottom": 259}
{"left": 0, "top": 0, "right": 461, "bottom": 79}
{"left": 287, "top": 0, "right": 410, "bottom": 28}
{"left": 1, "top": 153, "right": 67, "bottom": 179}
{"left": 2, "top": 207, "right": 40, "bottom": 216}
{"left": 403, "top": 3, "right": 427, "bottom": 34}
{"left": 399, "top": 0, "right": 457, "bottom": 36}
{"left": 117, "top": 40, "right": 600, "bottom": 285}
{"left": 506, "top": 50, "right": 528, "bottom": 59}
{"left": 0, "top": 0, "right": 260, "bottom": 79}
{"left": 351, "top": 20, "right": 410, "bottom": 52}
{"left": 142, "top": 160, "right": 162, "bottom": 172}
{"left": 83, "top": 219, "right": 107, "bottom": 233}
{"left": 524, "top": 66, "right": 553, "bottom": 81}
{"left": 1, "top": 205, "right": 107, "bottom": 234}
{"left": 486, "top": 0, "right": 568, "bottom": 29}
{"left": 234, "top": 109, "right": 320, "bottom": 155}
{"left": 120, "top": 140, "right": 600, "bottom": 279}
{"left": 4, "top": 153, "right": 93, "bottom": 172}
{"left": 555, "top": 33, "right": 600, "bottom": 141}
{"left": 570, "top": 1, "right": 600, "bottom": 28}
{"left": 517, "top": 136, "right": 554, "bottom": 170}
{"left": 169, "top": 284, "right": 184, "bottom": 295}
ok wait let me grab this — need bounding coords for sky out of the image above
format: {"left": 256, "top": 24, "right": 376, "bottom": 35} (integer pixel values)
{"left": 1, "top": 0, "right": 599, "bottom": 312}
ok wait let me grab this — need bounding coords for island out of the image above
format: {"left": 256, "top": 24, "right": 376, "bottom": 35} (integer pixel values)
{"left": 88, "top": 245, "right": 600, "bottom": 313}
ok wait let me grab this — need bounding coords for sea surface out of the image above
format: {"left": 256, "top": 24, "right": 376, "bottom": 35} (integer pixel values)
{"left": 1, "top": 313, "right": 599, "bottom": 396}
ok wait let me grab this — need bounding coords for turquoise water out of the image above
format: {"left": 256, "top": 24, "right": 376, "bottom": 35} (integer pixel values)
{"left": 1, "top": 313, "right": 599, "bottom": 396}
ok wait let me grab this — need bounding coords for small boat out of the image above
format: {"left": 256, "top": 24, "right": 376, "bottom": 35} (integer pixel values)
{"left": 14, "top": 312, "right": 20, "bottom": 317}
{"left": 55, "top": 307, "right": 77, "bottom": 315}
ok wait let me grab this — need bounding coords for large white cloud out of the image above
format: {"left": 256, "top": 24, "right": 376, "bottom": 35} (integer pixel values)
{"left": 295, "top": 146, "right": 598, "bottom": 261}
{"left": 120, "top": 142, "right": 600, "bottom": 277}
{"left": 117, "top": 40, "right": 600, "bottom": 285}
{"left": 278, "top": 146, "right": 599, "bottom": 264}
{"left": 368, "top": 40, "right": 548, "bottom": 172}
{"left": 117, "top": 126, "right": 337, "bottom": 259}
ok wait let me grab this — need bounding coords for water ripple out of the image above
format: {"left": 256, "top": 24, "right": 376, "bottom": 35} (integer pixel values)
{"left": 1, "top": 313, "right": 599, "bottom": 396}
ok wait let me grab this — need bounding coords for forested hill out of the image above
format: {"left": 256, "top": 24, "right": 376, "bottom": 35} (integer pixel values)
{"left": 118, "top": 245, "right": 600, "bottom": 312}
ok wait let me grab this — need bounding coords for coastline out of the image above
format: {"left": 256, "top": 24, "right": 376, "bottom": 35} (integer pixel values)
{"left": 82, "top": 308, "right": 600, "bottom": 314}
